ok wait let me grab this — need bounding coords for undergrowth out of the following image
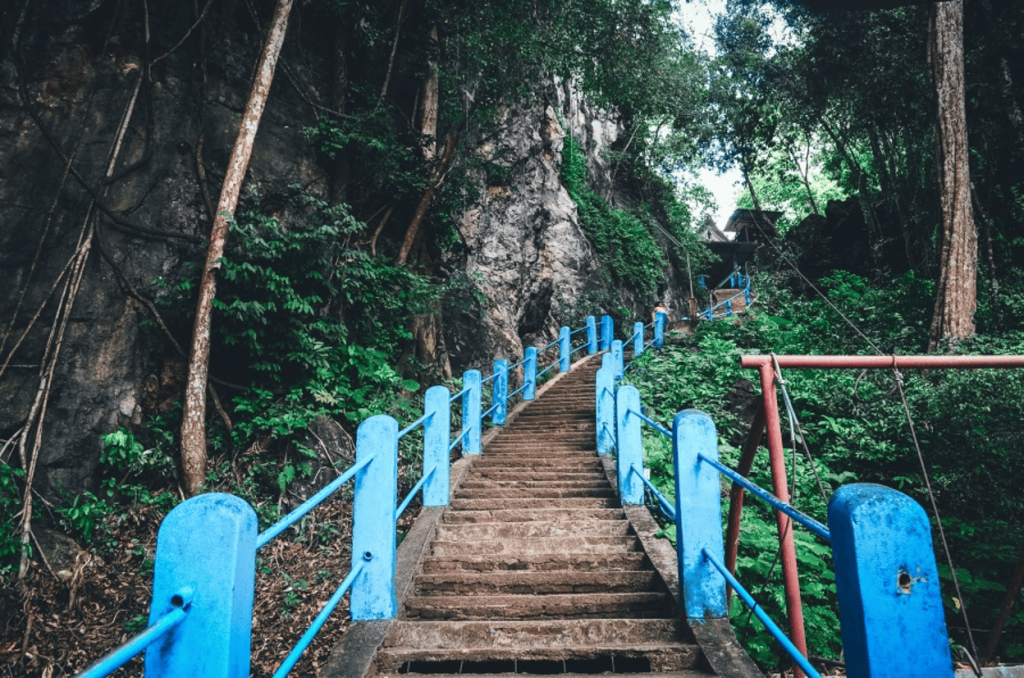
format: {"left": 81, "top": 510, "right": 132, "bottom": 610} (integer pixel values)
{"left": 626, "top": 270, "right": 1024, "bottom": 670}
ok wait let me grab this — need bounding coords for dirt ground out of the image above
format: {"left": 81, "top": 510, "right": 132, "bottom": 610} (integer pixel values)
{"left": 0, "top": 498, "right": 420, "bottom": 678}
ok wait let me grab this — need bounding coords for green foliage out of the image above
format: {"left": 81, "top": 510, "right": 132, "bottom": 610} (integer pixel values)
{"left": 0, "top": 464, "right": 25, "bottom": 573}
{"left": 627, "top": 271, "right": 1024, "bottom": 667}
{"left": 561, "top": 137, "right": 668, "bottom": 299}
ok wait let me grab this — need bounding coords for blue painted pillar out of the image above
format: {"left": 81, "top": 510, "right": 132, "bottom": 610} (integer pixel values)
{"left": 351, "top": 414, "right": 398, "bottom": 620}
{"left": 600, "top": 315, "right": 613, "bottom": 351}
{"left": 492, "top": 359, "right": 508, "bottom": 426}
{"left": 697, "top": 275, "right": 707, "bottom": 290}
{"left": 633, "top": 321, "right": 644, "bottom": 357}
{"left": 422, "top": 386, "right": 451, "bottom": 506}
{"left": 595, "top": 354, "right": 616, "bottom": 456}
{"left": 523, "top": 347, "right": 537, "bottom": 401}
{"left": 462, "top": 369, "right": 482, "bottom": 455}
{"left": 586, "top": 316, "right": 598, "bottom": 354}
{"left": 654, "top": 312, "right": 666, "bottom": 349}
{"left": 744, "top": 289, "right": 750, "bottom": 305}
{"left": 145, "top": 494, "right": 256, "bottom": 678}
{"left": 673, "top": 409, "right": 727, "bottom": 621}
{"left": 828, "top": 484, "right": 954, "bottom": 678}
{"left": 559, "top": 326, "right": 571, "bottom": 372}
{"left": 611, "top": 340, "right": 624, "bottom": 383}
{"left": 615, "top": 385, "right": 643, "bottom": 505}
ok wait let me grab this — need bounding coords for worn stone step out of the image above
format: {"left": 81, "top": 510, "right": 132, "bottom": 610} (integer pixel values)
{"left": 458, "top": 480, "right": 610, "bottom": 491}
{"left": 442, "top": 508, "right": 623, "bottom": 524}
{"left": 430, "top": 536, "right": 638, "bottom": 557}
{"left": 435, "top": 521, "right": 631, "bottom": 541}
{"left": 472, "top": 458, "right": 602, "bottom": 469}
{"left": 384, "top": 618, "right": 686, "bottom": 649}
{"left": 403, "top": 592, "right": 675, "bottom": 620}
{"left": 412, "top": 570, "right": 659, "bottom": 596}
{"left": 482, "top": 446, "right": 596, "bottom": 454}
{"left": 449, "top": 497, "right": 619, "bottom": 511}
{"left": 470, "top": 470, "right": 606, "bottom": 482}
{"left": 455, "top": 487, "right": 615, "bottom": 500}
{"left": 392, "top": 672, "right": 711, "bottom": 678}
{"left": 420, "top": 552, "right": 649, "bottom": 573}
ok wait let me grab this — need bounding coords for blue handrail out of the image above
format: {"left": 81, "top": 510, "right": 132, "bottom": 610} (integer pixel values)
{"left": 272, "top": 561, "right": 365, "bottom": 678}
{"left": 397, "top": 412, "right": 433, "bottom": 439}
{"left": 396, "top": 467, "right": 436, "bottom": 520}
{"left": 449, "top": 427, "right": 470, "bottom": 452}
{"left": 630, "top": 467, "right": 676, "bottom": 522}
{"left": 257, "top": 452, "right": 376, "bottom": 549}
{"left": 630, "top": 409, "right": 672, "bottom": 438}
{"left": 75, "top": 603, "right": 189, "bottom": 678}
{"left": 697, "top": 452, "right": 831, "bottom": 542}
{"left": 705, "top": 549, "right": 822, "bottom": 678}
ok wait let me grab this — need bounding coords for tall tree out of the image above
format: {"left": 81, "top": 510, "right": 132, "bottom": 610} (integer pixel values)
{"left": 180, "top": 0, "right": 294, "bottom": 496}
{"left": 928, "top": 0, "right": 976, "bottom": 349}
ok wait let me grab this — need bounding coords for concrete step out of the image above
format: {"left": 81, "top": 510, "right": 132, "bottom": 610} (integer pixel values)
{"left": 392, "top": 672, "right": 711, "bottom": 678}
{"left": 412, "top": 571, "right": 659, "bottom": 596}
{"left": 449, "top": 498, "right": 619, "bottom": 511}
{"left": 403, "top": 592, "right": 675, "bottom": 620}
{"left": 471, "top": 458, "right": 602, "bottom": 469}
{"left": 470, "top": 471, "right": 607, "bottom": 482}
{"left": 458, "top": 480, "right": 610, "bottom": 491}
{"left": 455, "top": 487, "right": 616, "bottom": 500}
{"left": 435, "top": 521, "right": 632, "bottom": 541}
{"left": 443, "top": 508, "right": 624, "bottom": 524}
{"left": 430, "top": 536, "right": 639, "bottom": 557}
{"left": 420, "top": 552, "right": 649, "bottom": 573}
{"left": 385, "top": 618, "right": 687, "bottom": 650}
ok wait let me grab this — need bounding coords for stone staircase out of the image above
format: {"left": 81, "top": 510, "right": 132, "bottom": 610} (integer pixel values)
{"left": 373, "top": 358, "right": 715, "bottom": 678}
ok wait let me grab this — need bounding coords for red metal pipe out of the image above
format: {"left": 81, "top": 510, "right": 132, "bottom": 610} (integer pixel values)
{"left": 742, "top": 354, "right": 1024, "bottom": 369}
{"left": 725, "top": 399, "right": 766, "bottom": 606}
{"left": 758, "top": 363, "right": 808, "bottom": 678}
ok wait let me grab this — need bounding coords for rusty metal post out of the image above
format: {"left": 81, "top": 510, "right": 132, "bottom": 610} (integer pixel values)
{"left": 758, "top": 363, "right": 808, "bottom": 677}
{"left": 725, "top": 399, "right": 766, "bottom": 604}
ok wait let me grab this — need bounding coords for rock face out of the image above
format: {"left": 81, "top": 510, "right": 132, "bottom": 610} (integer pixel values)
{"left": 0, "top": 8, "right": 684, "bottom": 495}
{"left": 444, "top": 81, "right": 616, "bottom": 372}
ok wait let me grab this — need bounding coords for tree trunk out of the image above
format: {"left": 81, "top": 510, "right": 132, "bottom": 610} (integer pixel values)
{"left": 928, "top": 0, "right": 976, "bottom": 350}
{"left": 418, "top": 25, "right": 440, "bottom": 161}
{"left": 396, "top": 127, "right": 461, "bottom": 264}
{"left": 180, "top": 0, "right": 294, "bottom": 496}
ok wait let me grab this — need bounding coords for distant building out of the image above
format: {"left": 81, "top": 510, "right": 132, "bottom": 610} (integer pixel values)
{"left": 704, "top": 209, "right": 782, "bottom": 285}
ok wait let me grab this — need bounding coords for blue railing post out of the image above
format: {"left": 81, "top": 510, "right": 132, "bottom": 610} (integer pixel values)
{"left": 596, "top": 354, "right": 616, "bottom": 456}
{"left": 586, "top": 316, "right": 598, "bottom": 354}
{"left": 611, "top": 340, "right": 624, "bottom": 382}
{"left": 725, "top": 300, "right": 732, "bottom": 317}
{"left": 600, "top": 315, "right": 613, "bottom": 351}
{"left": 828, "top": 484, "right": 954, "bottom": 678}
{"left": 462, "top": 369, "right": 482, "bottom": 454}
{"left": 559, "top": 326, "right": 571, "bottom": 372}
{"left": 145, "top": 494, "right": 256, "bottom": 678}
{"left": 615, "top": 385, "right": 643, "bottom": 505}
{"left": 523, "top": 347, "right": 537, "bottom": 401}
{"left": 673, "top": 409, "right": 727, "bottom": 621}
{"left": 351, "top": 415, "right": 398, "bottom": 620}
{"left": 744, "top": 288, "right": 751, "bottom": 305}
{"left": 492, "top": 359, "right": 509, "bottom": 425}
{"left": 633, "top": 321, "right": 644, "bottom": 357}
{"left": 654, "top": 311, "right": 666, "bottom": 349}
{"left": 423, "top": 386, "right": 451, "bottom": 506}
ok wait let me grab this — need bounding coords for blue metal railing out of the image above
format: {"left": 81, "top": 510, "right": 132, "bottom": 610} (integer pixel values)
{"left": 599, "top": 362, "right": 959, "bottom": 678}
{"left": 701, "top": 267, "right": 754, "bottom": 322}
{"left": 81, "top": 313, "right": 618, "bottom": 678}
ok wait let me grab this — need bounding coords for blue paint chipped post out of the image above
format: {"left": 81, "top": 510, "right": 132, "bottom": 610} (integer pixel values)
{"left": 600, "top": 315, "right": 613, "bottom": 351}
{"left": 422, "top": 385, "right": 451, "bottom": 506}
{"left": 559, "top": 326, "right": 571, "bottom": 372}
{"left": 351, "top": 415, "right": 398, "bottom": 620}
{"left": 462, "top": 369, "right": 482, "bottom": 454}
{"left": 611, "top": 340, "right": 624, "bottom": 383}
{"left": 586, "top": 315, "right": 598, "bottom": 354}
{"left": 615, "top": 385, "right": 643, "bottom": 505}
{"left": 673, "top": 410, "right": 728, "bottom": 620}
{"left": 828, "top": 484, "right": 954, "bottom": 678}
{"left": 633, "top": 321, "right": 644, "bottom": 357}
{"left": 145, "top": 493, "right": 256, "bottom": 678}
{"left": 595, "top": 354, "right": 616, "bottom": 456}
{"left": 654, "top": 311, "right": 666, "bottom": 349}
{"left": 492, "top": 359, "right": 509, "bottom": 426}
{"left": 523, "top": 347, "right": 537, "bottom": 400}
